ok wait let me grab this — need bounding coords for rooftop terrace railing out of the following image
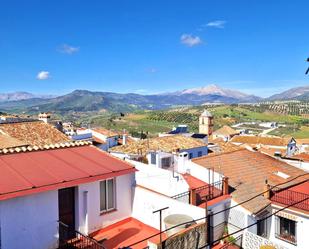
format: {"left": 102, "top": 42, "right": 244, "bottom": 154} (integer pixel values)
{"left": 171, "top": 180, "right": 223, "bottom": 206}
{"left": 58, "top": 221, "right": 106, "bottom": 249}
{"left": 271, "top": 187, "right": 309, "bottom": 212}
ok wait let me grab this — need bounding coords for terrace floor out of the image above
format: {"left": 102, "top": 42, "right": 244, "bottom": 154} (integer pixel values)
{"left": 90, "top": 217, "right": 166, "bottom": 249}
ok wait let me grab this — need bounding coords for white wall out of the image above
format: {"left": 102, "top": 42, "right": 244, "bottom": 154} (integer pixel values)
{"left": 76, "top": 173, "right": 135, "bottom": 234}
{"left": 132, "top": 186, "right": 205, "bottom": 231}
{"left": 269, "top": 205, "right": 309, "bottom": 249}
{"left": 0, "top": 190, "right": 59, "bottom": 249}
{"left": 131, "top": 160, "right": 189, "bottom": 197}
{"left": 183, "top": 160, "right": 223, "bottom": 184}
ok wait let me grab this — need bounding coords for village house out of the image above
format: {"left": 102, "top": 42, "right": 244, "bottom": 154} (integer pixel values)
{"left": 230, "top": 135, "right": 298, "bottom": 157}
{"left": 0, "top": 142, "right": 167, "bottom": 249}
{"left": 0, "top": 119, "right": 71, "bottom": 147}
{"left": 269, "top": 181, "right": 309, "bottom": 249}
{"left": 187, "top": 149, "right": 309, "bottom": 249}
{"left": 109, "top": 135, "right": 208, "bottom": 170}
{"left": 212, "top": 125, "right": 239, "bottom": 142}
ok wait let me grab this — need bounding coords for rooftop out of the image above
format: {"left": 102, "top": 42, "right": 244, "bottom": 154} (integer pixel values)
{"left": 92, "top": 128, "right": 119, "bottom": 137}
{"left": 230, "top": 135, "right": 290, "bottom": 147}
{"left": 192, "top": 149, "right": 308, "bottom": 214}
{"left": 0, "top": 120, "right": 70, "bottom": 147}
{"left": 110, "top": 135, "right": 206, "bottom": 155}
{"left": 271, "top": 181, "right": 309, "bottom": 213}
{"left": 0, "top": 145, "right": 136, "bottom": 201}
{"left": 213, "top": 125, "right": 239, "bottom": 136}
{"left": 0, "top": 134, "right": 27, "bottom": 149}
{"left": 292, "top": 153, "right": 309, "bottom": 162}
{"left": 90, "top": 217, "right": 166, "bottom": 249}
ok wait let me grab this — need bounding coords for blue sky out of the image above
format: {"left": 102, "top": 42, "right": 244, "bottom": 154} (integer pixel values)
{"left": 0, "top": 0, "right": 308, "bottom": 97}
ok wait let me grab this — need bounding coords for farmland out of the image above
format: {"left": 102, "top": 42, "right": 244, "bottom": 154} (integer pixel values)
{"left": 77, "top": 104, "right": 309, "bottom": 138}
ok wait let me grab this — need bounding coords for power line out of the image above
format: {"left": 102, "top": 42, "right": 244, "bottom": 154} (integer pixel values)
{"left": 199, "top": 194, "right": 309, "bottom": 248}
{"left": 122, "top": 173, "right": 309, "bottom": 248}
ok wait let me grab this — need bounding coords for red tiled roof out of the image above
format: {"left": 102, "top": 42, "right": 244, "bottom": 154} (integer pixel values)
{"left": 182, "top": 173, "right": 207, "bottom": 189}
{"left": 92, "top": 128, "right": 119, "bottom": 137}
{"left": 193, "top": 149, "right": 309, "bottom": 214}
{"left": 0, "top": 146, "right": 136, "bottom": 201}
{"left": 91, "top": 217, "right": 166, "bottom": 249}
{"left": 0, "top": 121, "right": 70, "bottom": 147}
{"left": 292, "top": 153, "right": 309, "bottom": 162}
{"left": 230, "top": 135, "right": 289, "bottom": 147}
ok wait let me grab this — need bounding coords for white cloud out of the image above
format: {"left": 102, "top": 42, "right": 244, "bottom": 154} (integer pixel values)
{"left": 180, "top": 34, "right": 202, "bottom": 47}
{"left": 36, "top": 71, "right": 50, "bottom": 80}
{"left": 58, "top": 44, "right": 80, "bottom": 54}
{"left": 206, "top": 20, "right": 226, "bottom": 28}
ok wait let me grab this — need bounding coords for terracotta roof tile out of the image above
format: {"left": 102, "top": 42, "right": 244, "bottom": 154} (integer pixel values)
{"left": 92, "top": 128, "right": 119, "bottom": 137}
{"left": 230, "top": 135, "right": 290, "bottom": 147}
{"left": 213, "top": 125, "right": 239, "bottom": 136}
{"left": 192, "top": 149, "right": 308, "bottom": 214}
{"left": 0, "top": 121, "right": 70, "bottom": 147}
{"left": 111, "top": 135, "right": 206, "bottom": 155}
{"left": 0, "top": 134, "right": 27, "bottom": 149}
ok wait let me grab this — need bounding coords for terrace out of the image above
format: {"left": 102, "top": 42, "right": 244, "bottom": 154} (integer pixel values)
{"left": 271, "top": 181, "right": 309, "bottom": 212}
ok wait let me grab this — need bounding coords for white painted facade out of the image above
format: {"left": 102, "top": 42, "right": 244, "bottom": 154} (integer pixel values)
{"left": 132, "top": 186, "right": 205, "bottom": 231}
{"left": 268, "top": 204, "right": 309, "bottom": 249}
{"left": 0, "top": 173, "right": 135, "bottom": 249}
{"left": 0, "top": 190, "right": 59, "bottom": 249}
{"left": 131, "top": 160, "right": 189, "bottom": 197}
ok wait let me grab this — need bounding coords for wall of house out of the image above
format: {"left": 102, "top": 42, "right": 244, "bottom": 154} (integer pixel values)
{"left": 146, "top": 151, "right": 175, "bottom": 169}
{"left": 0, "top": 190, "right": 59, "bottom": 249}
{"left": 76, "top": 173, "right": 135, "bottom": 235}
{"left": 132, "top": 186, "right": 205, "bottom": 231}
{"left": 226, "top": 200, "right": 255, "bottom": 239}
{"left": 131, "top": 160, "right": 189, "bottom": 197}
{"left": 180, "top": 146, "right": 208, "bottom": 159}
{"left": 269, "top": 205, "right": 309, "bottom": 249}
{"left": 181, "top": 161, "right": 223, "bottom": 184}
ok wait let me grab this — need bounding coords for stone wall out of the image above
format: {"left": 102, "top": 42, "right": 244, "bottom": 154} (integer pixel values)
{"left": 158, "top": 223, "right": 207, "bottom": 249}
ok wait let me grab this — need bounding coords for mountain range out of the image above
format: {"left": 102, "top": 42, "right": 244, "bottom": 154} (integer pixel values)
{"left": 0, "top": 84, "right": 308, "bottom": 113}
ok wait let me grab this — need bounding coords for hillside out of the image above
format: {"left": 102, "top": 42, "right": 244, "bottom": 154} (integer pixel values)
{"left": 268, "top": 85, "right": 309, "bottom": 100}
{"left": 0, "top": 85, "right": 261, "bottom": 114}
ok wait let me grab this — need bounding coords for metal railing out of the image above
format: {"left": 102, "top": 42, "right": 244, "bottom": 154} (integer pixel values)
{"left": 195, "top": 180, "right": 223, "bottom": 206}
{"left": 171, "top": 190, "right": 190, "bottom": 203}
{"left": 171, "top": 180, "right": 223, "bottom": 206}
{"left": 271, "top": 187, "right": 309, "bottom": 212}
{"left": 58, "top": 221, "right": 106, "bottom": 249}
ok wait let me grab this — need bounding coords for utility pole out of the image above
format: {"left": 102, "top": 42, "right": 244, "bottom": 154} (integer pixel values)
{"left": 153, "top": 207, "right": 169, "bottom": 246}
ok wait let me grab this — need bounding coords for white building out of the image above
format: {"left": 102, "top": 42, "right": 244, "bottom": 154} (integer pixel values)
{"left": 190, "top": 149, "right": 309, "bottom": 248}
{"left": 110, "top": 135, "right": 208, "bottom": 171}
{"left": 0, "top": 143, "right": 137, "bottom": 249}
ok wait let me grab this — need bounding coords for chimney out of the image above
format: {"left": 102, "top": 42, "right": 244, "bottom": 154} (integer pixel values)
{"left": 222, "top": 177, "right": 229, "bottom": 195}
{"left": 123, "top": 129, "right": 127, "bottom": 145}
{"left": 263, "top": 179, "right": 271, "bottom": 199}
{"left": 38, "top": 112, "right": 51, "bottom": 124}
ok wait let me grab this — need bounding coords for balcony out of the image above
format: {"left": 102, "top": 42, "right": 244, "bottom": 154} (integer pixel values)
{"left": 270, "top": 188, "right": 309, "bottom": 212}
{"left": 171, "top": 180, "right": 224, "bottom": 207}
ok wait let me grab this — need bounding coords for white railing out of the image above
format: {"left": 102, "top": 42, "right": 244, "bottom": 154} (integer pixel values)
{"left": 243, "top": 231, "right": 288, "bottom": 249}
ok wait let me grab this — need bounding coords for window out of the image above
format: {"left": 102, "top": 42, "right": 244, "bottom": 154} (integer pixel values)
{"left": 151, "top": 153, "right": 156, "bottom": 165}
{"left": 257, "top": 218, "right": 267, "bottom": 238}
{"left": 100, "top": 179, "right": 115, "bottom": 212}
{"left": 189, "top": 153, "right": 193, "bottom": 159}
{"left": 276, "top": 216, "right": 296, "bottom": 245}
{"left": 161, "top": 157, "right": 171, "bottom": 168}
{"left": 197, "top": 151, "right": 203, "bottom": 157}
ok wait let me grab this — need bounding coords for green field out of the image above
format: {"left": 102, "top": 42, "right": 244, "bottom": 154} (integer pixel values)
{"left": 76, "top": 105, "right": 309, "bottom": 138}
